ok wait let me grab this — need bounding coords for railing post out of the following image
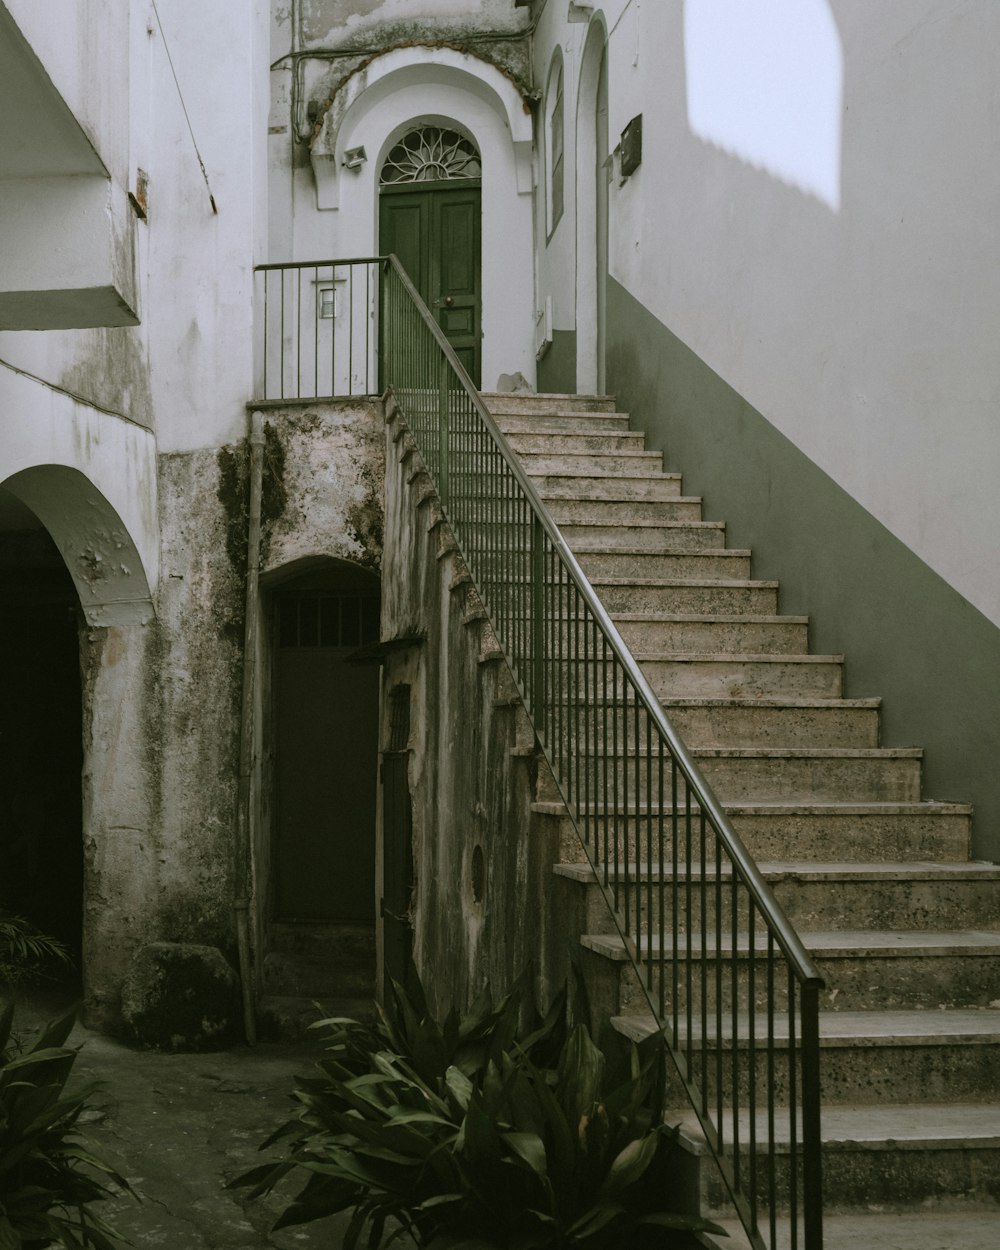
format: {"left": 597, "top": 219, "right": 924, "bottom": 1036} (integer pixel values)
{"left": 438, "top": 350, "right": 450, "bottom": 509}
{"left": 801, "top": 982, "right": 824, "bottom": 1249}
{"left": 531, "top": 515, "right": 545, "bottom": 736}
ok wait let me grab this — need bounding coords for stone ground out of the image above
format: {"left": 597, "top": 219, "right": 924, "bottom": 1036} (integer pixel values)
{"left": 14, "top": 987, "right": 366, "bottom": 1249}
{"left": 11, "top": 989, "right": 999, "bottom": 1249}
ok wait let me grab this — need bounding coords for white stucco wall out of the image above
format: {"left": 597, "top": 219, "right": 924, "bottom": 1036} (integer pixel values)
{"left": 270, "top": 43, "right": 537, "bottom": 388}
{"left": 533, "top": 0, "right": 1000, "bottom": 627}
{"left": 0, "top": 0, "right": 268, "bottom": 453}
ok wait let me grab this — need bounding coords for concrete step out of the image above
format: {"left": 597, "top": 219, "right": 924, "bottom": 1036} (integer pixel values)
{"left": 661, "top": 697, "right": 880, "bottom": 748}
{"left": 532, "top": 471, "right": 683, "bottom": 500}
{"left": 482, "top": 391, "right": 618, "bottom": 414}
{"left": 532, "top": 801, "right": 973, "bottom": 864}
{"left": 636, "top": 653, "right": 844, "bottom": 698}
{"left": 562, "top": 520, "right": 727, "bottom": 552}
{"left": 545, "top": 695, "right": 879, "bottom": 750}
{"left": 517, "top": 449, "right": 665, "bottom": 475}
{"left": 670, "top": 1102, "right": 1000, "bottom": 1216}
{"left": 545, "top": 496, "right": 705, "bottom": 525}
{"left": 540, "top": 745, "right": 923, "bottom": 803}
{"left": 577, "top": 547, "right": 752, "bottom": 579}
{"left": 261, "top": 951, "right": 375, "bottom": 999}
{"left": 706, "top": 1211, "right": 1000, "bottom": 1250}
{"left": 505, "top": 430, "right": 649, "bottom": 455}
{"left": 612, "top": 613, "right": 808, "bottom": 655}
{"left": 583, "top": 929, "right": 1000, "bottom": 1012}
{"left": 556, "top": 860, "right": 1000, "bottom": 932}
{"left": 591, "top": 577, "right": 779, "bottom": 615}
{"left": 614, "top": 1007, "right": 1000, "bottom": 1104}
{"left": 495, "top": 412, "right": 632, "bottom": 435}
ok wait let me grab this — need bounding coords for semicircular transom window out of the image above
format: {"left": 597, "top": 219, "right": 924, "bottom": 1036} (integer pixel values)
{"left": 380, "top": 126, "right": 482, "bottom": 185}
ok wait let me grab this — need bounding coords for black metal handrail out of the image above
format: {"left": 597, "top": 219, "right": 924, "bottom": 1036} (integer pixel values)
{"left": 257, "top": 256, "right": 824, "bottom": 1249}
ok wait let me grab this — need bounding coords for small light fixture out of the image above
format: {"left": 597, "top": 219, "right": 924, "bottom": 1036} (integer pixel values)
{"left": 318, "top": 287, "right": 337, "bottom": 319}
{"left": 342, "top": 145, "right": 367, "bottom": 170}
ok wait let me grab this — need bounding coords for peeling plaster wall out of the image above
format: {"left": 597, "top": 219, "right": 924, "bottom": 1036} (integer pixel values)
{"left": 381, "top": 399, "right": 574, "bottom": 1018}
{"left": 80, "top": 400, "right": 385, "bottom": 1031}
{"left": 261, "top": 401, "right": 385, "bottom": 574}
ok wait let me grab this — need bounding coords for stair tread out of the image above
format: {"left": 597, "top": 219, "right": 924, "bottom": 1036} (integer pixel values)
{"left": 555, "top": 860, "right": 1000, "bottom": 882}
{"left": 613, "top": 1007, "right": 1000, "bottom": 1044}
{"left": 581, "top": 929, "right": 1000, "bottom": 958}
{"left": 575, "top": 543, "right": 749, "bottom": 554}
{"left": 612, "top": 612, "right": 808, "bottom": 623}
{"left": 668, "top": 1102, "right": 1000, "bottom": 1150}
{"left": 591, "top": 575, "right": 778, "bottom": 587}
{"left": 632, "top": 650, "right": 842, "bottom": 662}
{"left": 564, "top": 519, "right": 725, "bottom": 530}
{"left": 533, "top": 799, "right": 973, "bottom": 814}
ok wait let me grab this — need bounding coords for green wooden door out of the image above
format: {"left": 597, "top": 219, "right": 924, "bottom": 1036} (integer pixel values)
{"left": 380, "top": 181, "right": 482, "bottom": 385}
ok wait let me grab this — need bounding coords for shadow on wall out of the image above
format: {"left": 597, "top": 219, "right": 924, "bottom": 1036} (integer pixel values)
{"left": 684, "top": 0, "right": 843, "bottom": 211}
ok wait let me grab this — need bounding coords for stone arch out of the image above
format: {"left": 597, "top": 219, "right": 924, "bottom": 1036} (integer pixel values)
{"left": 310, "top": 46, "right": 536, "bottom": 387}
{"left": 1, "top": 464, "right": 153, "bottom": 625}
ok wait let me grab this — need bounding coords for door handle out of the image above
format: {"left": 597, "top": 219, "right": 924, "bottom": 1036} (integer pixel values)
{"left": 433, "top": 295, "right": 455, "bottom": 308}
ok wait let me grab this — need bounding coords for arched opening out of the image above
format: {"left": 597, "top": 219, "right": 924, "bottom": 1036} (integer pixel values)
{"left": 0, "top": 487, "right": 83, "bottom": 973}
{"left": 263, "top": 559, "right": 381, "bottom": 1004}
{"left": 576, "top": 19, "right": 610, "bottom": 394}
{"left": 378, "top": 123, "right": 483, "bottom": 384}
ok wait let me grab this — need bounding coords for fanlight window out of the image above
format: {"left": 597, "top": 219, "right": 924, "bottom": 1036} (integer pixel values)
{"left": 380, "top": 127, "right": 481, "bottom": 184}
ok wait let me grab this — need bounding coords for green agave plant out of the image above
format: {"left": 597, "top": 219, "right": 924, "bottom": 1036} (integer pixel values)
{"left": 0, "top": 1003, "right": 132, "bottom": 1249}
{"left": 235, "top": 974, "right": 723, "bottom": 1250}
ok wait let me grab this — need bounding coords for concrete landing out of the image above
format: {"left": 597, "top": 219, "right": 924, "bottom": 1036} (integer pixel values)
{"left": 708, "top": 1210, "right": 1000, "bottom": 1249}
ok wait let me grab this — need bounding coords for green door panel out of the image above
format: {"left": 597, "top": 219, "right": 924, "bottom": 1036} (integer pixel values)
{"left": 380, "top": 182, "right": 481, "bottom": 385}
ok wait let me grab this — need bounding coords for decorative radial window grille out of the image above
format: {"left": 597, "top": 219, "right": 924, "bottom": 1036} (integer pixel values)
{"left": 380, "top": 126, "right": 481, "bottom": 184}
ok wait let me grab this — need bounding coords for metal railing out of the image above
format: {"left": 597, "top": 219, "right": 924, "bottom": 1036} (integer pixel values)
{"left": 254, "top": 259, "right": 381, "bottom": 400}
{"left": 258, "top": 257, "right": 824, "bottom": 1248}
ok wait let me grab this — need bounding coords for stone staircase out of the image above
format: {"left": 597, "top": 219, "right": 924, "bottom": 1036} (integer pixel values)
{"left": 482, "top": 391, "right": 1000, "bottom": 1236}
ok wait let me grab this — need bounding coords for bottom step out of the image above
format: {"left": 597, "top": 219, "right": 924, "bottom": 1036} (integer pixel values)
{"left": 669, "top": 1103, "right": 1000, "bottom": 1215}
{"left": 705, "top": 1209, "right": 1000, "bottom": 1250}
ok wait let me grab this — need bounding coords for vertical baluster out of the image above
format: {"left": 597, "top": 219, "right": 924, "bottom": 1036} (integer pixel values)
{"left": 611, "top": 657, "right": 619, "bottom": 910}
{"left": 348, "top": 264, "right": 354, "bottom": 394}
{"left": 262, "top": 270, "right": 269, "bottom": 398}
{"left": 747, "top": 898, "right": 759, "bottom": 1236}
{"left": 788, "top": 973, "right": 799, "bottom": 1250}
{"left": 716, "top": 839, "right": 725, "bottom": 1155}
{"left": 801, "top": 982, "right": 823, "bottom": 1250}
{"left": 671, "top": 757, "right": 679, "bottom": 1053}
{"left": 365, "top": 262, "right": 371, "bottom": 394}
{"left": 313, "top": 265, "right": 319, "bottom": 397}
{"left": 731, "top": 860, "right": 741, "bottom": 1195}
{"left": 296, "top": 267, "right": 302, "bottom": 398}
{"left": 767, "top": 931, "right": 777, "bottom": 1250}
{"left": 622, "top": 680, "right": 630, "bottom": 934}
{"left": 279, "top": 269, "right": 286, "bottom": 400}
{"left": 684, "top": 783, "right": 693, "bottom": 1071}
{"left": 657, "top": 740, "right": 665, "bottom": 1019}
{"left": 601, "top": 635, "right": 610, "bottom": 889}
{"left": 700, "top": 807, "right": 708, "bottom": 1117}
{"left": 645, "top": 708, "right": 653, "bottom": 990}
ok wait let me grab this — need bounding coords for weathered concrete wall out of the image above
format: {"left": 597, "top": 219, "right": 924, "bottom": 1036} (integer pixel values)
{"left": 381, "top": 397, "right": 575, "bottom": 1018}
{"left": 81, "top": 399, "right": 385, "bottom": 1033}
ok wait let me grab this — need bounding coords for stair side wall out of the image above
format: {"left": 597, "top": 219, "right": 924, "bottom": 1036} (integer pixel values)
{"left": 381, "top": 405, "right": 575, "bottom": 1019}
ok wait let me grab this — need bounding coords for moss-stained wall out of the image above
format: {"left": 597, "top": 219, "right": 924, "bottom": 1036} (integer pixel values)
{"left": 81, "top": 400, "right": 386, "bottom": 1033}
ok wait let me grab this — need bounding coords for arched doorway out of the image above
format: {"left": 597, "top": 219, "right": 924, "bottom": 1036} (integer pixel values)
{"left": 0, "top": 488, "right": 83, "bottom": 964}
{"left": 576, "top": 20, "right": 610, "bottom": 395}
{"left": 265, "top": 560, "right": 381, "bottom": 1001}
{"left": 378, "top": 124, "right": 483, "bottom": 384}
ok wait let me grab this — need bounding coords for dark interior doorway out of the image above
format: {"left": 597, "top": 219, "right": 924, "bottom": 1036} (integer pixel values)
{"left": 271, "top": 564, "right": 380, "bottom": 924}
{"left": 0, "top": 489, "right": 83, "bottom": 961}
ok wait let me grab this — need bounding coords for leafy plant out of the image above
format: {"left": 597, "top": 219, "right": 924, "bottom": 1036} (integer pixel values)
{"left": 235, "top": 974, "right": 722, "bottom": 1249}
{"left": 0, "top": 915, "right": 72, "bottom": 997}
{"left": 0, "top": 1003, "right": 132, "bottom": 1249}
